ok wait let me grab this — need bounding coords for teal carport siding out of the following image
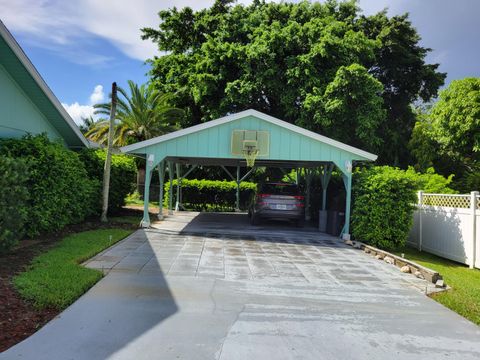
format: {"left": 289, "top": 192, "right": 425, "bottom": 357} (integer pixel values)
{"left": 0, "top": 21, "right": 88, "bottom": 148}
{"left": 122, "top": 109, "right": 377, "bottom": 237}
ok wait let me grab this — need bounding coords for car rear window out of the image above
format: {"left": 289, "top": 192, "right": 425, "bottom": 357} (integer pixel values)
{"left": 259, "top": 183, "right": 299, "bottom": 195}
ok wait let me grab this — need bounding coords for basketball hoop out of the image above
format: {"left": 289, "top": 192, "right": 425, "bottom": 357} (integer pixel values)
{"left": 242, "top": 145, "right": 259, "bottom": 167}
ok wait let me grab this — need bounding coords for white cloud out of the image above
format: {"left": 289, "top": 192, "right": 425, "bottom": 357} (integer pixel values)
{"left": 89, "top": 85, "right": 105, "bottom": 104}
{"left": 0, "top": 0, "right": 218, "bottom": 61}
{"left": 1, "top": 0, "right": 479, "bottom": 84}
{"left": 62, "top": 84, "right": 105, "bottom": 124}
{"left": 62, "top": 102, "right": 95, "bottom": 125}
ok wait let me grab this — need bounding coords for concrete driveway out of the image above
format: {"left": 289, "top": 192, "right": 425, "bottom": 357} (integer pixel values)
{"left": 2, "top": 212, "right": 480, "bottom": 359}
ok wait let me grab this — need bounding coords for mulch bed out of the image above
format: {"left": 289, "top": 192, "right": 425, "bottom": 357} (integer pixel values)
{"left": 0, "top": 209, "right": 140, "bottom": 353}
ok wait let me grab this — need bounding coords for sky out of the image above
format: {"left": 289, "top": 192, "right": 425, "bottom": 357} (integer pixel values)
{"left": 1, "top": 0, "right": 479, "bottom": 124}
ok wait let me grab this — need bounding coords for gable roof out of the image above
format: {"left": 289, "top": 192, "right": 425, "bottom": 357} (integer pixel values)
{"left": 121, "top": 109, "right": 377, "bottom": 161}
{"left": 0, "top": 20, "right": 89, "bottom": 148}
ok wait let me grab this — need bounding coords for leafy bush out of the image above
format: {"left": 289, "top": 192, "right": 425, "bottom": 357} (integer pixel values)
{"left": 352, "top": 166, "right": 417, "bottom": 249}
{"left": 78, "top": 149, "right": 136, "bottom": 212}
{"left": 405, "top": 167, "right": 457, "bottom": 194}
{"left": 0, "top": 135, "right": 98, "bottom": 237}
{"left": 164, "top": 179, "right": 256, "bottom": 211}
{"left": 0, "top": 157, "right": 29, "bottom": 253}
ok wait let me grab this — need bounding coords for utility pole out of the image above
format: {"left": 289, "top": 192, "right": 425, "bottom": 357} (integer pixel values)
{"left": 101, "top": 82, "right": 117, "bottom": 222}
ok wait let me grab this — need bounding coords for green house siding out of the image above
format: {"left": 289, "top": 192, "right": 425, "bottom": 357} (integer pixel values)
{"left": 0, "top": 21, "right": 88, "bottom": 148}
{"left": 0, "top": 64, "right": 63, "bottom": 142}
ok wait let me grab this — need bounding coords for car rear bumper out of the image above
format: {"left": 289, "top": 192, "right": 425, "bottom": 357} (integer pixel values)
{"left": 255, "top": 209, "right": 304, "bottom": 220}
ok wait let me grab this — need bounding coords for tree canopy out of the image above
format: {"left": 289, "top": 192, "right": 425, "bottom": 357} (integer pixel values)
{"left": 142, "top": 0, "right": 445, "bottom": 164}
{"left": 410, "top": 78, "right": 480, "bottom": 191}
{"left": 430, "top": 78, "right": 480, "bottom": 160}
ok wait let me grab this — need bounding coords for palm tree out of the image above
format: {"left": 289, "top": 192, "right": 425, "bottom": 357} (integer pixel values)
{"left": 86, "top": 80, "right": 184, "bottom": 146}
{"left": 78, "top": 116, "right": 97, "bottom": 134}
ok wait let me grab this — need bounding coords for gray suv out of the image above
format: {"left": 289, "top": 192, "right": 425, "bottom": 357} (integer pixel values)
{"left": 248, "top": 182, "right": 305, "bottom": 227}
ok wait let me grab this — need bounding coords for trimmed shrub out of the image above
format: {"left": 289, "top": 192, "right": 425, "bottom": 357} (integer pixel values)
{"left": 0, "top": 157, "right": 29, "bottom": 253}
{"left": 78, "top": 149, "right": 136, "bottom": 212}
{"left": 164, "top": 179, "right": 256, "bottom": 211}
{"left": 0, "top": 135, "right": 98, "bottom": 237}
{"left": 352, "top": 166, "right": 417, "bottom": 250}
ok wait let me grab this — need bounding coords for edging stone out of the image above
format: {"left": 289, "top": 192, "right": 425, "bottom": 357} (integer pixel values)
{"left": 346, "top": 240, "right": 444, "bottom": 285}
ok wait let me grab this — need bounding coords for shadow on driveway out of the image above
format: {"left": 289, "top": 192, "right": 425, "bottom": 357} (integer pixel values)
{"left": 0, "top": 230, "right": 178, "bottom": 360}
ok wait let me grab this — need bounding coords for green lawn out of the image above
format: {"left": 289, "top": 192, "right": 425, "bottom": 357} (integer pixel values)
{"left": 395, "top": 246, "right": 480, "bottom": 325}
{"left": 14, "top": 228, "right": 133, "bottom": 310}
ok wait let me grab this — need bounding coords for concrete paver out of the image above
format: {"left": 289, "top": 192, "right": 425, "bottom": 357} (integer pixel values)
{"left": 2, "top": 212, "right": 480, "bottom": 360}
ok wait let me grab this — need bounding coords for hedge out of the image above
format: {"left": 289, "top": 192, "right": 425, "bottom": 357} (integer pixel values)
{"left": 0, "top": 135, "right": 98, "bottom": 238}
{"left": 164, "top": 179, "right": 256, "bottom": 211}
{"left": 0, "top": 157, "right": 29, "bottom": 253}
{"left": 78, "top": 149, "right": 136, "bottom": 212}
{"left": 352, "top": 166, "right": 417, "bottom": 250}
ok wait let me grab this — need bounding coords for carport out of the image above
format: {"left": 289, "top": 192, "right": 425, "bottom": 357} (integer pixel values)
{"left": 121, "top": 109, "right": 377, "bottom": 237}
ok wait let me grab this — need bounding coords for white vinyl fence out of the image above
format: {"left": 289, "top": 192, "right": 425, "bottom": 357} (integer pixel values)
{"left": 408, "top": 191, "right": 480, "bottom": 269}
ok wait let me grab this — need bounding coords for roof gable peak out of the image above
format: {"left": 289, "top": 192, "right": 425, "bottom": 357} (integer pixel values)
{"left": 121, "top": 109, "right": 377, "bottom": 161}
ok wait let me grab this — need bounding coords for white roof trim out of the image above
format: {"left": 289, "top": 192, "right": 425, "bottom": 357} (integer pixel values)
{"left": 121, "top": 109, "right": 378, "bottom": 161}
{"left": 0, "top": 21, "right": 89, "bottom": 148}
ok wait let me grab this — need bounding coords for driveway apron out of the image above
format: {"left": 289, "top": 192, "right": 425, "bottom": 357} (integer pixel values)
{"left": 2, "top": 213, "right": 480, "bottom": 360}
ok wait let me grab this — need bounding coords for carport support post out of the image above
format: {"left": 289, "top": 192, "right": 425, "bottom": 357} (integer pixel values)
{"left": 141, "top": 155, "right": 153, "bottom": 228}
{"left": 168, "top": 161, "right": 174, "bottom": 215}
{"left": 157, "top": 161, "right": 165, "bottom": 220}
{"left": 175, "top": 164, "right": 182, "bottom": 211}
{"left": 305, "top": 168, "right": 312, "bottom": 221}
{"left": 342, "top": 173, "right": 352, "bottom": 239}
{"left": 236, "top": 166, "right": 241, "bottom": 211}
{"left": 321, "top": 164, "right": 333, "bottom": 211}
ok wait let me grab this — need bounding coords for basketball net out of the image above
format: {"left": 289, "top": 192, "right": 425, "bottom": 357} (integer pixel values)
{"left": 242, "top": 146, "right": 259, "bottom": 167}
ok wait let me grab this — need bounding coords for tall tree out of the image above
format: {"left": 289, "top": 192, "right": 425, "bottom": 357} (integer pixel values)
{"left": 410, "top": 78, "right": 480, "bottom": 191}
{"left": 430, "top": 78, "right": 480, "bottom": 161}
{"left": 357, "top": 12, "right": 446, "bottom": 164}
{"left": 86, "top": 80, "right": 184, "bottom": 146}
{"left": 142, "top": 0, "right": 444, "bottom": 164}
{"left": 304, "top": 63, "right": 385, "bottom": 153}
{"left": 101, "top": 82, "right": 117, "bottom": 222}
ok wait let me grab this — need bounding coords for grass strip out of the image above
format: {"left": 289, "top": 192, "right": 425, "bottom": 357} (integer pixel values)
{"left": 14, "top": 228, "right": 133, "bottom": 310}
{"left": 395, "top": 246, "right": 480, "bottom": 325}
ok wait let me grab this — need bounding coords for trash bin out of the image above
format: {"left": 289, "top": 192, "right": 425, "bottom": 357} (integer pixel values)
{"left": 326, "top": 211, "right": 345, "bottom": 236}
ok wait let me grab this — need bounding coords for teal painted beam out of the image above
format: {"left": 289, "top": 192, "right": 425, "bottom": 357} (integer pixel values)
{"left": 236, "top": 166, "right": 241, "bottom": 211}
{"left": 141, "top": 157, "right": 153, "bottom": 227}
{"left": 175, "top": 163, "right": 181, "bottom": 211}
{"left": 168, "top": 161, "right": 174, "bottom": 215}
{"left": 157, "top": 161, "right": 165, "bottom": 220}
{"left": 342, "top": 173, "right": 353, "bottom": 238}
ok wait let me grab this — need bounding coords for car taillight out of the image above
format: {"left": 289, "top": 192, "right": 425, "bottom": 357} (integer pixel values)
{"left": 295, "top": 203, "right": 305, "bottom": 207}
{"left": 294, "top": 195, "right": 304, "bottom": 200}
